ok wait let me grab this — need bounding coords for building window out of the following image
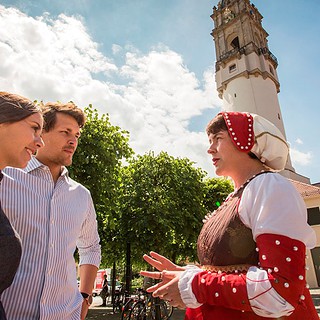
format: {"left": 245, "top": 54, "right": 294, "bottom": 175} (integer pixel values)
{"left": 229, "top": 64, "right": 236, "bottom": 73}
{"left": 231, "top": 37, "right": 240, "bottom": 50}
{"left": 311, "top": 247, "right": 320, "bottom": 287}
{"left": 307, "top": 207, "right": 320, "bottom": 226}
{"left": 269, "top": 65, "right": 274, "bottom": 75}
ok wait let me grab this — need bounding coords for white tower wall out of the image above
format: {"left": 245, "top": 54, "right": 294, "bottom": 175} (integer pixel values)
{"left": 222, "top": 76, "right": 286, "bottom": 138}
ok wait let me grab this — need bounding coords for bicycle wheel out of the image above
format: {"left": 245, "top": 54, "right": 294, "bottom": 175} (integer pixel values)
{"left": 147, "top": 299, "right": 173, "bottom": 320}
{"left": 128, "top": 301, "right": 146, "bottom": 320}
{"left": 121, "top": 298, "right": 134, "bottom": 320}
{"left": 113, "top": 294, "right": 123, "bottom": 313}
{"left": 160, "top": 300, "right": 173, "bottom": 319}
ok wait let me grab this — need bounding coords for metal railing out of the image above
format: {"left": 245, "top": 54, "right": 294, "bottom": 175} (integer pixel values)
{"left": 218, "top": 43, "right": 278, "bottom": 67}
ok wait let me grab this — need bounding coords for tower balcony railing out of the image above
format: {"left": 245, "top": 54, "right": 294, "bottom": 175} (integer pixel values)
{"left": 257, "top": 47, "right": 278, "bottom": 66}
{"left": 219, "top": 47, "right": 246, "bottom": 61}
{"left": 218, "top": 43, "right": 278, "bottom": 67}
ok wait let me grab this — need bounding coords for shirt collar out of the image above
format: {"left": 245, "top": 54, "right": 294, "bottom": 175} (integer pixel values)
{"left": 26, "top": 156, "right": 69, "bottom": 178}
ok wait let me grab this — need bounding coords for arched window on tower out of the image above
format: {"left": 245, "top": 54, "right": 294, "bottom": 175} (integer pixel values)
{"left": 231, "top": 37, "right": 240, "bottom": 50}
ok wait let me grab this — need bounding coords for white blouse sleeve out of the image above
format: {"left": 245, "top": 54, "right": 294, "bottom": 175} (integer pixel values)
{"left": 239, "top": 172, "right": 316, "bottom": 248}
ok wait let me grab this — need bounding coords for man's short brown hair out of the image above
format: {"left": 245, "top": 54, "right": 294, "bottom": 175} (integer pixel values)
{"left": 41, "top": 102, "right": 86, "bottom": 132}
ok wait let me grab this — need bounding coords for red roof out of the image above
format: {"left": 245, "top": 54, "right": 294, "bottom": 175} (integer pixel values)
{"left": 289, "top": 179, "right": 320, "bottom": 199}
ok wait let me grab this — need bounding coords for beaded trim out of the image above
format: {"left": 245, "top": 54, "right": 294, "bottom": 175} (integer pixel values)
{"left": 202, "top": 264, "right": 251, "bottom": 273}
{"left": 219, "top": 111, "right": 254, "bottom": 152}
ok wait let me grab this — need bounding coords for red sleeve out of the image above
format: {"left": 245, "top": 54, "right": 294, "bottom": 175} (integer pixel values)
{"left": 191, "top": 233, "right": 307, "bottom": 311}
{"left": 254, "top": 233, "right": 306, "bottom": 306}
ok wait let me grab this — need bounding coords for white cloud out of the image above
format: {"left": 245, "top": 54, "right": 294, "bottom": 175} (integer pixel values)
{"left": 290, "top": 148, "right": 312, "bottom": 166}
{"left": 0, "top": 6, "right": 220, "bottom": 176}
{"left": 112, "top": 44, "right": 122, "bottom": 55}
{"left": 295, "top": 138, "right": 303, "bottom": 145}
{"left": 0, "top": 6, "right": 117, "bottom": 100}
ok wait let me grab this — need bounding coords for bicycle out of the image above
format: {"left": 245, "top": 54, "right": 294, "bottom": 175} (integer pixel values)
{"left": 121, "top": 288, "right": 146, "bottom": 320}
{"left": 128, "top": 292, "right": 173, "bottom": 320}
{"left": 112, "top": 287, "right": 125, "bottom": 313}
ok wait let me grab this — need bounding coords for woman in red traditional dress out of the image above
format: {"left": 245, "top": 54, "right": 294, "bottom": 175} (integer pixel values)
{"left": 141, "top": 111, "right": 318, "bottom": 319}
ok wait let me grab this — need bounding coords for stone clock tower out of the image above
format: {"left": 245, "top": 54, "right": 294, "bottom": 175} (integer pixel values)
{"left": 211, "top": 0, "right": 309, "bottom": 183}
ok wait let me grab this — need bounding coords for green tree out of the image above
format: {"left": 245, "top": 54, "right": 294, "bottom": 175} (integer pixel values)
{"left": 203, "top": 177, "right": 234, "bottom": 213}
{"left": 117, "top": 151, "right": 207, "bottom": 266}
{"left": 68, "top": 105, "right": 133, "bottom": 264}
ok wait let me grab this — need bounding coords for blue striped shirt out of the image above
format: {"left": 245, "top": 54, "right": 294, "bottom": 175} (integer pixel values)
{"left": 0, "top": 157, "right": 101, "bottom": 320}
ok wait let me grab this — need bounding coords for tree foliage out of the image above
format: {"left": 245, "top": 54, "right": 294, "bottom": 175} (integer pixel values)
{"left": 117, "top": 151, "right": 207, "bottom": 266}
{"left": 68, "top": 105, "right": 133, "bottom": 264}
{"left": 69, "top": 105, "right": 234, "bottom": 271}
{"left": 203, "top": 177, "right": 234, "bottom": 213}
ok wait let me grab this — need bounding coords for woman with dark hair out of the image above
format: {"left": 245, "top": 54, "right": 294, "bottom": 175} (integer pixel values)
{"left": 0, "top": 91, "right": 44, "bottom": 320}
{"left": 141, "top": 111, "right": 318, "bottom": 319}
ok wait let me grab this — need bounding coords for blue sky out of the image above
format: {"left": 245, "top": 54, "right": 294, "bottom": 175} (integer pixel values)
{"left": 0, "top": 0, "right": 319, "bottom": 183}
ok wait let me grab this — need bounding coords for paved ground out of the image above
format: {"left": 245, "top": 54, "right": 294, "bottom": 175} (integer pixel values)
{"left": 86, "top": 296, "right": 185, "bottom": 320}
{"left": 87, "top": 289, "right": 320, "bottom": 319}
{"left": 86, "top": 307, "right": 185, "bottom": 320}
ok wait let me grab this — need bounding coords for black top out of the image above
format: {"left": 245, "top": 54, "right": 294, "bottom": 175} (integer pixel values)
{"left": 0, "top": 171, "right": 22, "bottom": 320}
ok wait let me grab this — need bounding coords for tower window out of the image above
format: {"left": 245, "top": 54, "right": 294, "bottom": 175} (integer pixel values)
{"left": 229, "top": 64, "right": 236, "bottom": 73}
{"left": 231, "top": 37, "right": 240, "bottom": 50}
{"left": 269, "top": 65, "right": 274, "bottom": 75}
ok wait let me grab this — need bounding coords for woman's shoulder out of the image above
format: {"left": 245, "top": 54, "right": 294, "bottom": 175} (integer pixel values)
{"left": 249, "top": 171, "right": 295, "bottom": 190}
{"left": 243, "top": 171, "right": 302, "bottom": 203}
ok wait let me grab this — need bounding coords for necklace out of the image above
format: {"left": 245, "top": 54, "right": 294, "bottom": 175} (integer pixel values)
{"left": 232, "top": 168, "right": 268, "bottom": 195}
{"left": 202, "top": 169, "right": 269, "bottom": 224}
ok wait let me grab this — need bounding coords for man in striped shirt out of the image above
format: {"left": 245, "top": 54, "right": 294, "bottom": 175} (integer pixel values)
{"left": 0, "top": 102, "right": 101, "bottom": 320}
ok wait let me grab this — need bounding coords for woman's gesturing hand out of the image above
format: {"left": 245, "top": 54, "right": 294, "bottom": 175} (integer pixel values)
{"left": 140, "top": 252, "right": 186, "bottom": 309}
{"left": 140, "top": 269, "right": 186, "bottom": 309}
{"left": 142, "top": 251, "right": 185, "bottom": 272}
